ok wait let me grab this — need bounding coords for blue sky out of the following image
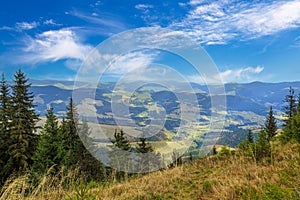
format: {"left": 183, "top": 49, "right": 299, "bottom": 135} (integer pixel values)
{"left": 0, "top": 0, "right": 300, "bottom": 83}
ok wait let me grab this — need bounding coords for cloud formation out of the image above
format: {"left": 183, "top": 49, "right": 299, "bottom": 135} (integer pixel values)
{"left": 16, "top": 21, "right": 39, "bottom": 30}
{"left": 220, "top": 66, "right": 264, "bottom": 83}
{"left": 135, "top": 4, "right": 154, "bottom": 10}
{"left": 70, "top": 10, "right": 127, "bottom": 32}
{"left": 171, "top": 0, "right": 300, "bottom": 45}
{"left": 188, "top": 66, "right": 264, "bottom": 84}
{"left": 18, "top": 29, "right": 92, "bottom": 66}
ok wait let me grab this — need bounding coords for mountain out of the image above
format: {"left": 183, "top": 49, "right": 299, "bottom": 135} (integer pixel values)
{"left": 30, "top": 80, "right": 300, "bottom": 147}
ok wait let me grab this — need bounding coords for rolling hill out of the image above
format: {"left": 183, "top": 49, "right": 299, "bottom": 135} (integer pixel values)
{"left": 29, "top": 80, "right": 300, "bottom": 147}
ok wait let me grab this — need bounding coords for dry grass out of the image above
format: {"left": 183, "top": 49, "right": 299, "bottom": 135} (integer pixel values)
{"left": 1, "top": 142, "right": 299, "bottom": 200}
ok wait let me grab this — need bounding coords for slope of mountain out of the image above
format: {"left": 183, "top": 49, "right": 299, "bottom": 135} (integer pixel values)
{"left": 30, "top": 80, "right": 300, "bottom": 147}
{"left": 18, "top": 142, "right": 300, "bottom": 200}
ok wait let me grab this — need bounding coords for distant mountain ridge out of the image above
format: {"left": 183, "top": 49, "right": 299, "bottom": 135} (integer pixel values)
{"left": 29, "top": 80, "right": 300, "bottom": 147}
{"left": 29, "top": 80, "right": 300, "bottom": 115}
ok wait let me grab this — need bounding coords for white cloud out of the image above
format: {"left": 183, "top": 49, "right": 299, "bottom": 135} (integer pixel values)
{"left": 188, "top": 66, "right": 264, "bottom": 84}
{"left": 135, "top": 4, "right": 154, "bottom": 10}
{"left": 220, "top": 66, "right": 264, "bottom": 83}
{"left": 18, "top": 29, "right": 93, "bottom": 66}
{"left": 16, "top": 21, "right": 39, "bottom": 30}
{"left": 43, "top": 19, "right": 61, "bottom": 26}
{"left": 292, "top": 35, "right": 300, "bottom": 47}
{"left": 105, "top": 51, "right": 156, "bottom": 75}
{"left": 0, "top": 26, "right": 14, "bottom": 31}
{"left": 171, "top": 0, "right": 300, "bottom": 45}
{"left": 70, "top": 10, "right": 126, "bottom": 31}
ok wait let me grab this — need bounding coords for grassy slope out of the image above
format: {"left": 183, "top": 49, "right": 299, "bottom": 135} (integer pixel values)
{"left": 2, "top": 142, "right": 299, "bottom": 200}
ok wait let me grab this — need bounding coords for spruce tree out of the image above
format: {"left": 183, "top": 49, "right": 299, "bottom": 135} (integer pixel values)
{"left": 61, "top": 97, "right": 81, "bottom": 169}
{"left": 136, "top": 135, "right": 153, "bottom": 153}
{"left": 255, "top": 130, "right": 271, "bottom": 161}
{"left": 109, "top": 129, "right": 132, "bottom": 178}
{"left": 0, "top": 73, "right": 12, "bottom": 184}
{"left": 111, "top": 129, "right": 131, "bottom": 151}
{"left": 247, "top": 130, "right": 254, "bottom": 143}
{"left": 283, "top": 110, "right": 300, "bottom": 143}
{"left": 212, "top": 145, "right": 217, "bottom": 155}
{"left": 77, "top": 119, "right": 104, "bottom": 182}
{"left": 8, "top": 70, "right": 39, "bottom": 173}
{"left": 32, "top": 107, "right": 60, "bottom": 174}
{"left": 136, "top": 135, "right": 162, "bottom": 173}
{"left": 283, "top": 87, "right": 297, "bottom": 125}
{"left": 264, "top": 106, "right": 277, "bottom": 142}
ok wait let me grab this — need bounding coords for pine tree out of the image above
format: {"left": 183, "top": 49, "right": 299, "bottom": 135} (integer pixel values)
{"left": 212, "top": 145, "right": 217, "bottom": 155}
{"left": 136, "top": 135, "right": 153, "bottom": 153}
{"left": 264, "top": 106, "right": 277, "bottom": 142}
{"left": 255, "top": 130, "right": 271, "bottom": 161}
{"left": 8, "top": 70, "right": 39, "bottom": 173}
{"left": 283, "top": 87, "right": 297, "bottom": 125}
{"left": 136, "top": 135, "right": 162, "bottom": 173}
{"left": 247, "top": 130, "right": 254, "bottom": 143}
{"left": 109, "top": 129, "right": 132, "bottom": 178}
{"left": 111, "top": 129, "right": 131, "bottom": 151}
{"left": 283, "top": 110, "right": 300, "bottom": 143}
{"left": 77, "top": 119, "right": 104, "bottom": 182}
{"left": 61, "top": 97, "right": 81, "bottom": 169}
{"left": 0, "top": 73, "right": 12, "bottom": 184}
{"left": 32, "top": 107, "right": 60, "bottom": 174}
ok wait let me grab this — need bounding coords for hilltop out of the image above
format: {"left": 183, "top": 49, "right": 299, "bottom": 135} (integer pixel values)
{"left": 2, "top": 141, "right": 297, "bottom": 200}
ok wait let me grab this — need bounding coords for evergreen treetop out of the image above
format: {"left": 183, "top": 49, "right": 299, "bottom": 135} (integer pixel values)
{"left": 136, "top": 135, "right": 153, "bottom": 154}
{"left": 8, "top": 70, "right": 39, "bottom": 173}
{"left": 264, "top": 106, "right": 277, "bottom": 142}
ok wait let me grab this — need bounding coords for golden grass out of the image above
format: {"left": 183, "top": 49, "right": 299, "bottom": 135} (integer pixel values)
{"left": 1, "top": 142, "right": 299, "bottom": 200}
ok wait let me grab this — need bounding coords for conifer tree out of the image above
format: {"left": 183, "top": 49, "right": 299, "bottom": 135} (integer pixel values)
{"left": 283, "top": 109, "right": 300, "bottom": 143}
{"left": 77, "top": 119, "right": 104, "bottom": 181}
{"left": 111, "top": 129, "right": 131, "bottom": 151}
{"left": 0, "top": 73, "right": 12, "bottom": 184}
{"left": 32, "top": 107, "right": 60, "bottom": 174}
{"left": 8, "top": 70, "right": 39, "bottom": 173}
{"left": 212, "top": 145, "right": 217, "bottom": 155}
{"left": 277, "top": 89, "right": 300, "bottom": 143}
{"left": 61, "top": 98, "right": 81, "bottom": 169}
{"left": 136, "top": 135, "right": 153, "bottom": 153}
{"left": 136, "top": 135, "right": 162, "bottom": 173}
{"left": 264, "top": 106, "right": 277, "bottom": 141}
{"left": 109, "top": 129, "right": 132, "bottom": 178}
{"left": 247, "top": 130, "right": 254, "bottom": 143}
{"left": 283, "top": 87, "right": 297, "bottom": 125}
{"left": 255, "top": 130, "right": 271, "bottom": 161}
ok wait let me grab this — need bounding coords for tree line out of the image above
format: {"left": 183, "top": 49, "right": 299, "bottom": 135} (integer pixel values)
{"left": 238, "top": 86, "right": 300, "bottom": 162}
{"left": 0, "top": 70, "right": 159, "bottom": 187}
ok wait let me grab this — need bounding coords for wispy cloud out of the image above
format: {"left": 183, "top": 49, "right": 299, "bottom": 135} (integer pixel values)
{"left": 43, "top": 19, "right": 61, "bottom": 26}
{"left": 16, "top": 21, "right": 39, "bottom": 31}
{"left": 292, "top": 35, "right": 300, "bottom": 47}
{"left": 14, "top": 29, "right": 93, "bottom": 67}
{"left": 188, "top": 66, "right": 264, "bottom": 84}
{"left": 135, "top": 4, "right": 154, "bottom": 10}
{"left": 70, "top": 10, "right": 127, "bottom": 32}
{"left": 220, "top": 66, "right": 264, "bottom": 83}
{"left": 0, "top": 26, "right": 14, "bottom": 31}
{"left": 106, "top": 51, "right": 156, "bottom": 76}
{"left": 170, "top": 0, "right": 300, "bottom": 45}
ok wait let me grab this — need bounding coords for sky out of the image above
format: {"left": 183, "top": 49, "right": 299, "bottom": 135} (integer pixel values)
{"left": 0, "top": 0, "right": 300, "bottom": 83}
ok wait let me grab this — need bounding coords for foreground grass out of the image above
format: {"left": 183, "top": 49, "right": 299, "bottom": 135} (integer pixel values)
{"left": 1, "top": 142, "right": 299, "bottom": 200}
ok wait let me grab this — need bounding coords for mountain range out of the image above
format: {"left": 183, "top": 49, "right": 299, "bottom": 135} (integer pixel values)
{"left": 29, "top": 80, "right": 300, "bottom": 147}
